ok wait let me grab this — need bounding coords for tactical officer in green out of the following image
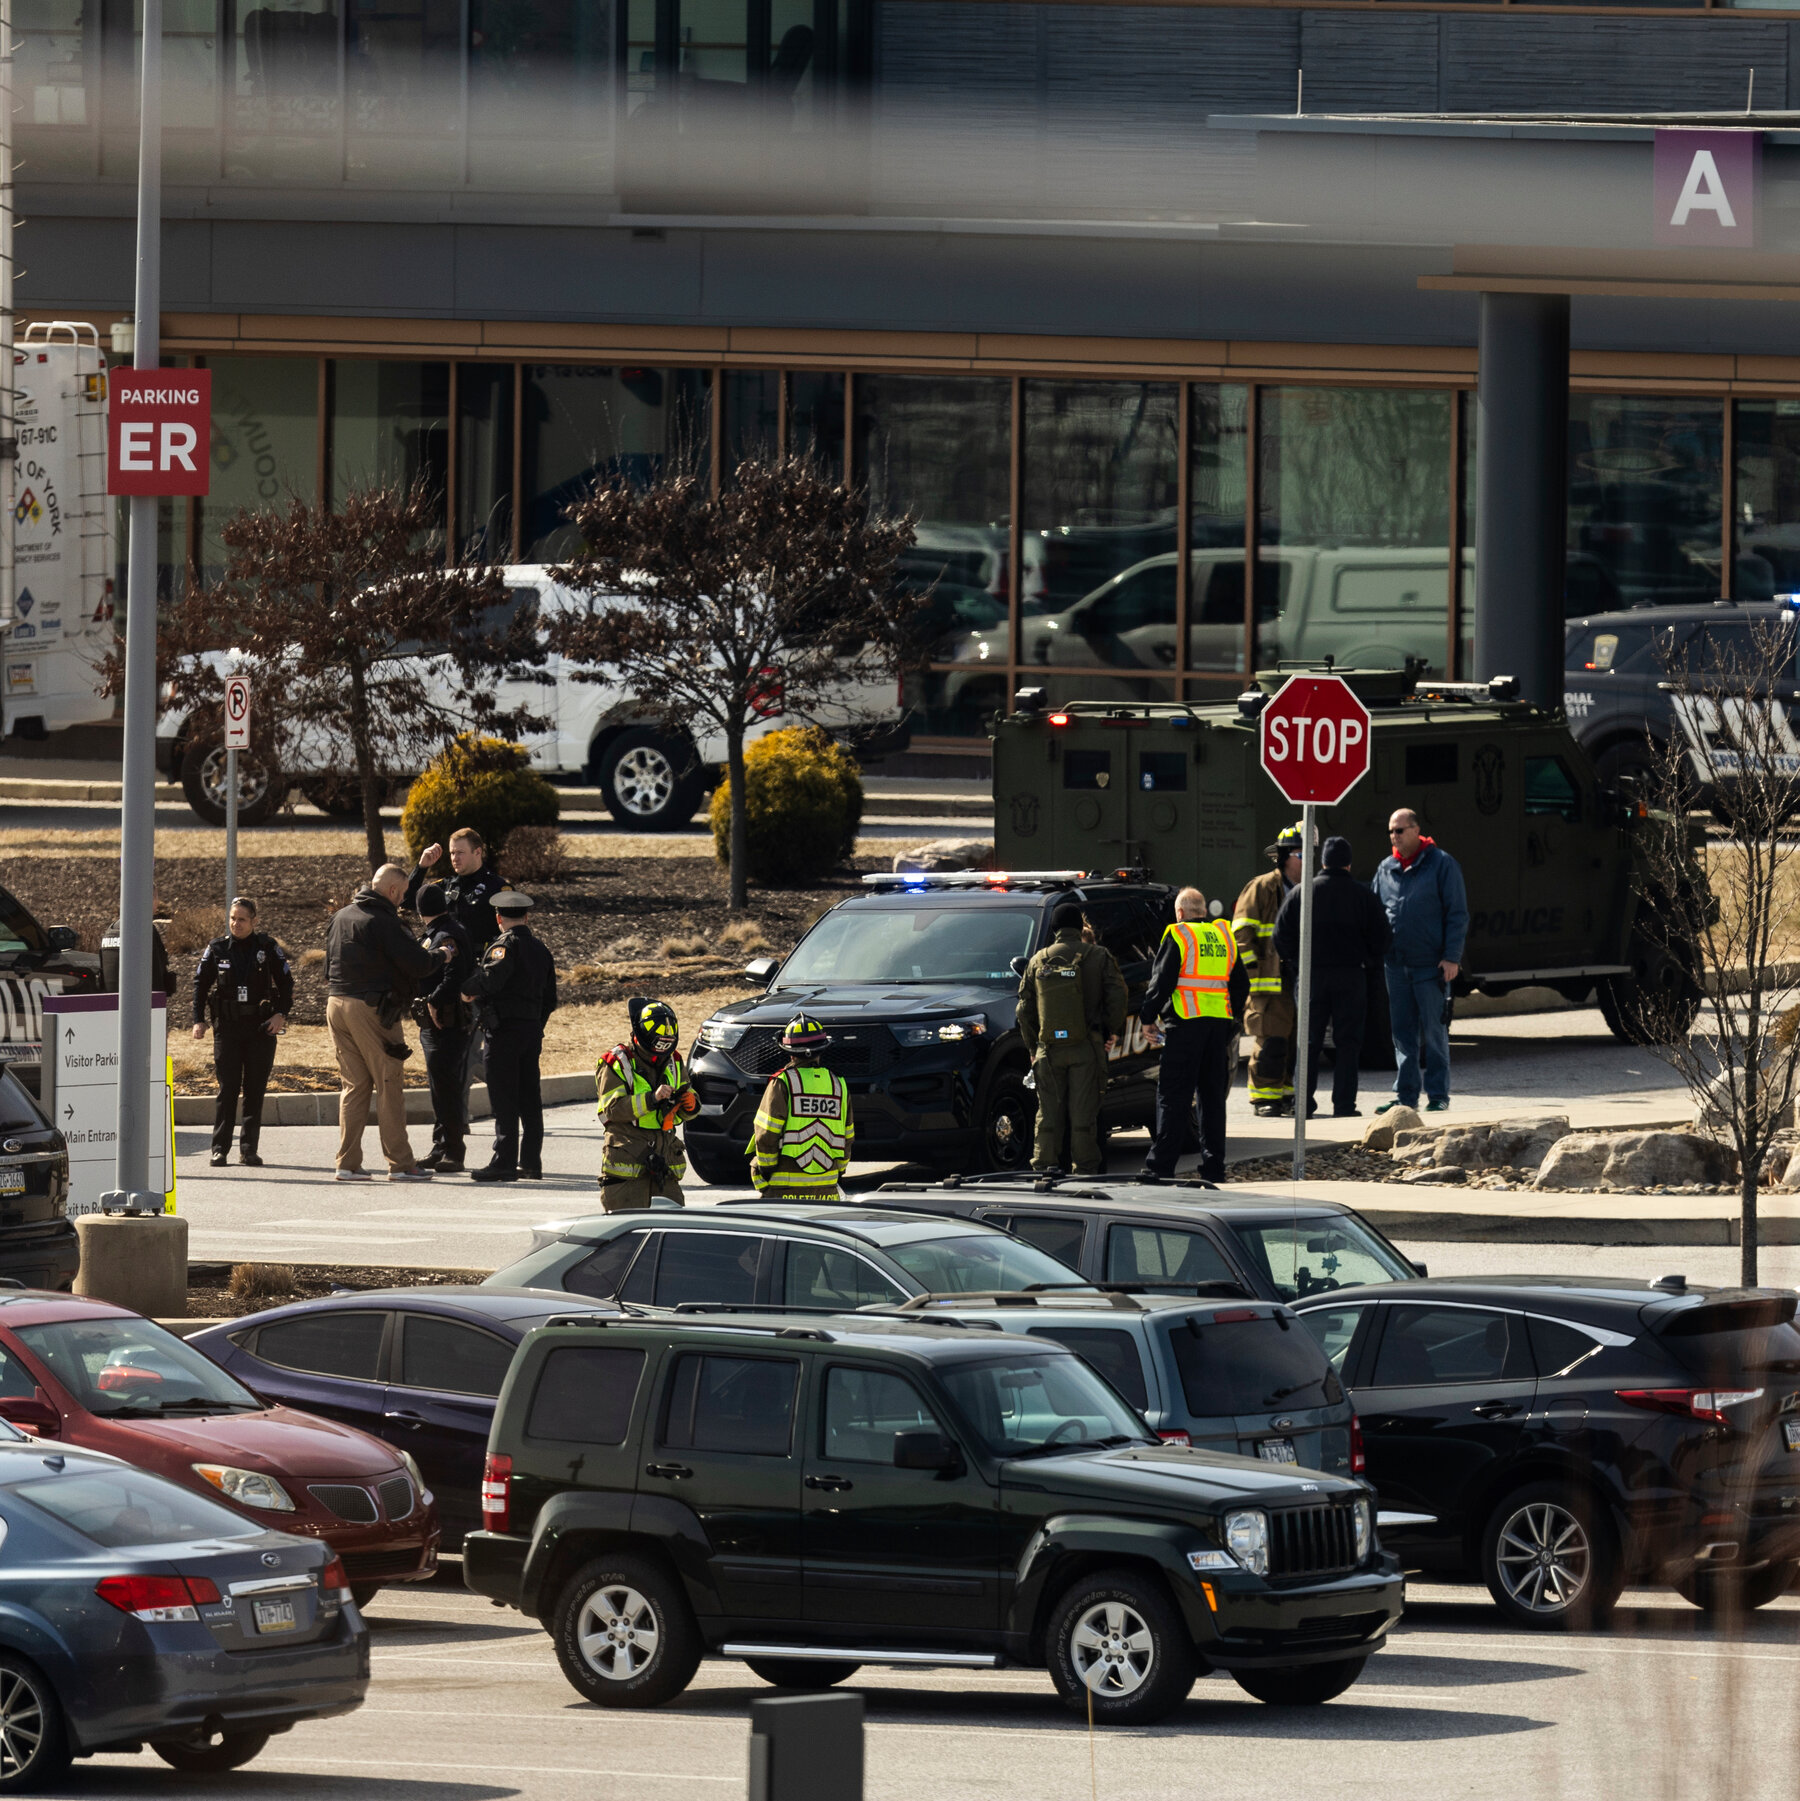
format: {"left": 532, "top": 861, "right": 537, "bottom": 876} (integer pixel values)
{"left": 596, "top": 998, "right": 697, "bottom": 1211}
{"left": 1016, "top": 899, "right": 1129, "bottom": 1175}
{"left": 752, "top": 1015, "right": 853, "bottom": 1201}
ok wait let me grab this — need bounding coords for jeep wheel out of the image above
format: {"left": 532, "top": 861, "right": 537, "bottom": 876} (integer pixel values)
{"left": 1675, "top": 1558, "right": 1797, "bottom": 1614}
{"left": 1598, "top": 924, "right": 1700, "bottom": 1046}
{"left": 598, "top": 727, "right": 705, "bottom": 832}
{"left": 686, "top": 1141, "right": 753, "bottom": 1187}
{"left": 180, "top": 739, "right": 288, "bottom": 827}
{"left": 551, "top": 1555, "right": 701, "bottom": 1707}
{"left": 743, "top": 1657, "right": 861, "bottom": 1689}
{"left": 1046, "top": 1567, "right": 1197, "bottom": 1725}
{"left": 1231, "top": 1656, "right": 1366, "bottom": 1706}
{"left": 977, "top": 1068, "right": 1034, "bottom": 1172}
{"left": 1480, "top": 1481, "right": 1622, "bottom": 1630}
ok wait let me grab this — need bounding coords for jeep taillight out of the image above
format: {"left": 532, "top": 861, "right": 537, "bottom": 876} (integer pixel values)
{"left": 1350, "top": 1413, "right": 1366, "bottom": 1474}
{"left": 481, "top": 1453, "right": 512, "bottom": 1533}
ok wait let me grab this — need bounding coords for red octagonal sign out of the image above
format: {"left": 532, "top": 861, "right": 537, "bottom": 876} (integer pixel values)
{"left": 1259, "top": 673, "right": 1372, "bottom": 806}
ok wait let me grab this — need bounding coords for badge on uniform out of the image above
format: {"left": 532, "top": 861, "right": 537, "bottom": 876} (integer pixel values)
{"left": 486, "top": 945, "right": 506, "bottom": 962}
{"left": 237, "top": 986, "right": 249, "bottom": 1003}
{"left": 1053, "top": 1028, "right": 1069, "bottom": 1039}
{"left": 256, "top": 949, "right": 266, "bottom": 965}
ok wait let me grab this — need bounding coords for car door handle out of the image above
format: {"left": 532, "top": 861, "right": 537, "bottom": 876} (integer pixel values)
{"left": 1472, "top": 1402, "right": 1523, "bottom": 1419}
{"left": 383, "top": 1411, "right": 427, "bottom": 1428}
{"left": 645, "top": 1462, "right": 694, "bottom": 1481}
{"left": 806, "top": 1474, "right": 853, "bottom": 1492}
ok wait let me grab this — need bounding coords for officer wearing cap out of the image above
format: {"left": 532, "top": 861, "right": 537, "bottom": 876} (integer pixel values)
{"left": 192, "top": 896, "right": 292, "bottom": 1168}
{"left": 1233, "top": 823, "right": 1306, "bottom": 1116}
{"left": 596, "top": 997, "right": 697, "bottom": 1211}
{"left": 460, "top": 891, "right": 558, "bottom": 1184}
{"left": 1016, "top": 898, "right": 1128, "bottom": 1175}
{"left": 752, "top": 1016, "right": 853, "bottom": 1202}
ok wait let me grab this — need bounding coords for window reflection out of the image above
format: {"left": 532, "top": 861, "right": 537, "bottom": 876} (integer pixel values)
{"left": 1730, "top": 400, "right": 1800, "bottom": 601}
{"left": 790, "top": 372, "right": 845, "bottom": 483}
{"left": 457, "top": 364, "right": 515, "bottom": 561}
{"left": 347, "top": 0, "right": 459, "bottom": 181}
{"left": 199, "top": 357, "right": 320, "bottom": 586}
{"left": 723, "top": 370, "right": 781, "bottom": 475}
{"left": 19, "top": 0, "right": 89, "bottom": 136}
{"left": 329, "top": 360, "right": 449, "bottom": 530}
{"left": 1188, "top": 384, "right": 1249, "bottom": 675}
{"left": 228, "top": 0, "right": 339, "bottom": 179}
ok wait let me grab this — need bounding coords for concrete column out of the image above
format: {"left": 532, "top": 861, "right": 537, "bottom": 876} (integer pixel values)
{"left": 1474, "top": 291, "right": 1569, "bottom": 710}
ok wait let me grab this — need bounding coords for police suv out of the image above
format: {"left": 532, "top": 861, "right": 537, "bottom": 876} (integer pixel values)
{"left": 684, "top": 871, "right": 1176, "bottom": 1185}
{"left": 0, "top": 884, "right": 99, "bottom": 1072}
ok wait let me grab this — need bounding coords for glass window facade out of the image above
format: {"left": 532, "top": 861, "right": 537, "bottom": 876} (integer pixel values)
{"left": 1731, "top": 400, "right": 1800, "bottom": 600}
{"left": 227, "top": 0, "right": 340, "bottom": 182}
{"left": 199, "top": 356, "right": 320, "bottom": 585}
{"left": 328, "top": 359, "right": 449, "bottom": 517}
{"left": 1188, "top": 383, "right": 1249, "bottom": 678}
{"left": 456, "top": 363, "right": 515, "bottom": 561}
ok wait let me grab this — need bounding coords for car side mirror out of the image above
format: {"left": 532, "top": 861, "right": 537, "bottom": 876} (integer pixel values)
{"left": 0, "top": 1390, "right": 61, "bottom": 1436}
{"left": 744, "top": 957, "right": 779, "bottom": 986}
{"left": 894, "top": 1428, "right": 960, "bottom": 1473}
{"left": 1410, "top": 1259, "right": 1429, "bottom": 1278}
{"left": 1010, "top": 956, "right": 1027, "bottom": 977}
{"left": 45, "top": 926, "right": 79, "bottom": 954}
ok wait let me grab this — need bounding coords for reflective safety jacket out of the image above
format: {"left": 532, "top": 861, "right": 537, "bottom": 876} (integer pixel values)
{"left": 596, "top": 1044, "right": 695, "bottom": 1181}
{"left": 1161, "top": 919, "right": 1238, "bottom": 1019}
{"left": 1232, "top": 869, "right": 1293, "bottom": 998}
{"left": 752, "top": 1064, "right": 854, "bottom": 1195}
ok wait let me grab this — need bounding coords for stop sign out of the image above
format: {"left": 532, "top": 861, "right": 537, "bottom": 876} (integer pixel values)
{"left": 1259, "top": 674, "right": 1372, "bottom": 806}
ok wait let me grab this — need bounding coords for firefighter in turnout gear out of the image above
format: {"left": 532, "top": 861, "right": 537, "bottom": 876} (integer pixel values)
{"left": 1016, "top": 899, "right": 1129, "bottom": 1175}
{"left": 596, "top": 997, "right": 697, "bottom": 1211}
{"left": 752, "top": 1015, "right": 854, "bottom": 1201}
{"left": 1234, "top": 822, "right": 1305, "bottom": 1116}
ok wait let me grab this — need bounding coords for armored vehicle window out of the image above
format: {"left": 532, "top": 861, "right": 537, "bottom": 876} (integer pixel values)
{"left": 1138, "top": 750, "right": 1187, "bottom": 792}
{"left": 1063, "top": 750, "right": 1111, "bottom": 790}
{"left": 985, "top": 1211, "right": 1085, "bottom": 1271}
{"left": 399, "top": 1317, "right": 514, "bottom": 1398}
{"left": 566, "top": 1230, "right": 648, "bottom": 1300}
{"left": 1026, "top": 1326, "right": 1149, "bottom": 1411}
{"left": 1524, "top": 757, "right": 1581, "bottom": 822}
{"left": 778, "top": 907, "right": 1036, "bottom": 986}
{"left": 1226, "top": 1218, "right": 1411, "bottom": 1302}
{"left": 254, "top": 1311, "right": 386, "bottom": 1382}
{"left": 526, "top": 1346, "right": 646, "bottom": 1444}
{"left": 1371, "top": 1305, "right": 1527, "bottom": 1387}
{"left": 1169, "top": 1313, "right": 1338, "bottom": 1415}
{"left": 653, "top": 1233, "right": 763, "bottom": 1309}
{"left": 1404, "top": 743, "right": 1457, "bottom": 786}
{"left": 663, "top": 1353, "right": 799, "bottom": 1457}
{"left": 784, "top": 1244, "right": 906, "bottom": 1310}
{"left": 822, "top": 1367, "right": 943, "bottom": 1462}
{"left": 1106, "top": 1225, "right": 1236, "bottom": 1288}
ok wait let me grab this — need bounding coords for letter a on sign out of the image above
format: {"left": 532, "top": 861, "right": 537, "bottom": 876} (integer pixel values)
{"left": 1654, "top": 129, "right": 1758, "bottom": 248}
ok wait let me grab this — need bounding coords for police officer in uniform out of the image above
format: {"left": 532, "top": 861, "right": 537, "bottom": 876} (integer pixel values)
{"left": 406, "top": 826, "right": 504, "bottom": 1128}
{"left": 1140, "top": 886, "right": 1242, "bottom": 1183}
{"left": 460, "top": 891, "right": 557, "bottom": 1184}
{"left": 752, "top": 1015, "right": 853, "bottom": 1202}
{"left": 413, "top": 884, "right": 476, "bottom": 1171}
{"left": 596, "top": 998, "right": 697, "bottom": 1211}
{"left": 192, "top": 896, "right": 293, "bottom": 1167}
{"left": 1016, "top": 899, "right": 1128, "bottom": 1175}
{"left": 1233, "top": 823, "right": 1304, "bottom": 1116}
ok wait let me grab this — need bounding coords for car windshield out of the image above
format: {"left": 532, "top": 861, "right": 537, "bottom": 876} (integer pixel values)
{"left": 1225, "top": 1218, "right": 1413, "bottom": 1302}
{"left": 13, "top": 1467, "right": 258, "bottom": 1547}
{"left": 777, "top": 906, "right": 1036, "bottom": 986}
{"left": 941, "top": 1352, "right": 1149, "bottom": 1457}
{"left": 886, "top": 1232, "right": 1091, "bottom": 1296}
{"left": 17, "top": 1319, "right": 262, "bottom": 1418}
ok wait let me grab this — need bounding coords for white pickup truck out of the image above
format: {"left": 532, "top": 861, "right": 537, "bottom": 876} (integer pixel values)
{"left": 156, "top": 565, "right": 911, "bottom": 831}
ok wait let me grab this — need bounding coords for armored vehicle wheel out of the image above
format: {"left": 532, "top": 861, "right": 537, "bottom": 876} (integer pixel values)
{"left": 1046, "top": 1567, "right": 1198, "bottom": 1724}
{"left": 598, "top": 727, "right": 706, "bottom": 832}
{"left": 744, "top": 1657, "right": 861, "bottom": 1688}
{"left": 1598, "top": 925, "right": 1700, "bottom": 1046}
{"left": 551, "top": 1554, "right": 702, "bottom": 1707}
{"left": 180, "top": 738, "right": 288, "bottom": 827}
{"left": 1675, "top": 1559, "right": 1797, "bottom": 1613}
{"left": 152, "top": 1729, "right": 271, "bottom": 1773}
{"left": 687, "top": 1141, "right": 753, "bottom": 1186}
{"left": 1480, "top": 1481, "right": 1622, "bottom": 1630}
{"left": 1231, "top": 1655, "right": 1367, "bottom": 1706}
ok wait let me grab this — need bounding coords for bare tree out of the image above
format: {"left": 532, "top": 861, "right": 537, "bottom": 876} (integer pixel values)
{"left": 549, "top": 457, "right": 921, "bottom": 909}
{"left": 1626, "top": 613, "right": 1800, "bottom": 1285}
{"left": 152, "top": 484, "right": 549, "bottom": 869}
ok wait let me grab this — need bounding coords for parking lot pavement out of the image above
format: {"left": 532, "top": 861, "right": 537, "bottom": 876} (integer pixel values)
{"left": 62, "top": 1574, "right": 1800, "bottom": 1800}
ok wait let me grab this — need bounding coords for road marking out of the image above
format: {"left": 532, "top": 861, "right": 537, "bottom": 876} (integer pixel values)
{"left": 250, "top": 1757, "right": 737, "bottom": 1782}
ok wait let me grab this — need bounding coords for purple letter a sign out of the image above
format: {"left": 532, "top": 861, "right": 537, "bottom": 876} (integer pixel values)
{"left": 1654, "top": 129, "right": 1760, "bottom": 248}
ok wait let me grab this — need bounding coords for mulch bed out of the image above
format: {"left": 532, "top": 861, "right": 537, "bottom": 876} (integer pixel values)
{"left": 185, "top": 1261, "right": 491, "bottom": 1320}
{"left": 1227, "top": 1145, "right": 1402, "bottom": 1183}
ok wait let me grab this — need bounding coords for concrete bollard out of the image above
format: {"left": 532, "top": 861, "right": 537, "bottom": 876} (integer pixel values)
{"left": 748, "top": 1692, "right": 863, "bottom": 1801}
{"left": 74, "top": 1214, "right": 189, "bottom": 1318}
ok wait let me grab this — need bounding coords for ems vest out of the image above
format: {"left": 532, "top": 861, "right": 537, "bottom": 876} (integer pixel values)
{"left": 1162, "top": 919, "right": 1237, "bottom": 1020}
{"left": 753, "top": 1065, "right": 853, "bottom": 1193}
{"left": 597, "top": 1046, "right": 689, "bottom": 1180}
{"left": 1030, "top": 942, "right": 1097, "bottom": 1045}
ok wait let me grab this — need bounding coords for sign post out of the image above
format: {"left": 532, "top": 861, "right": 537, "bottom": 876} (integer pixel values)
{"left": 223, "top": 673, "right": 250, "bottom": 911}
{"left": 1258, "top": 674, "right": 1373, "bottom": 1180}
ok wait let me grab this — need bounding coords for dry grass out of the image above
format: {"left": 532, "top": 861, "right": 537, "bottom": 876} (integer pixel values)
{"left": 659, "top": 915, "right": 713, "bottom": 959}
{"left": 719, "top": 919, "right": 769, "bottom": 955}
{"left": 229, "top": 1262, "right": 298, "bottom": 1301}
{"left": 297, "top": 947, "right": 326, "bottom": 969}
{"left": 163, "top": 906, "right": 226, "bottom": 956}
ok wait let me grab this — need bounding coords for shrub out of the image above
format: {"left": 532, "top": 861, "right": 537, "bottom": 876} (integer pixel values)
{"left": 400, "top": 735, "right": 560, "bottom": 865}
{"left": 229, "top": 1262, "right": 297, "bottom": 1301}
{"left": 499, "top": 824, "right": 569, "bottom": 886}
{"left": 708, "top": 726, "right": 863, "bottom": 887}
{"left": 164, "top": 907, "right": 225, "bottom": 956}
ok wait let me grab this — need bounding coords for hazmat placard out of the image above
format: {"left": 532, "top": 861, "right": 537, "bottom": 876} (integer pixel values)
{"left": 41, "top": 993, "right": 175, "bottom": 1216}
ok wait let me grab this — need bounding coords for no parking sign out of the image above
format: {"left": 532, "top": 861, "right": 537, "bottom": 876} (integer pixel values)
{"left": 224, "top": 675, "right": 251, "bottom": 750}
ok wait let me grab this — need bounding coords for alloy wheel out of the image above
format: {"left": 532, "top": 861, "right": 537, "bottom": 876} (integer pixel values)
{"left": 614, "top": 745, "right": 676, "bottom": 816}
{"left": 1069, "top": 1599, "right": 1155, "bottom": 1696}
{"left": 0, "top": 1667, "right": 44, "bottom": 1778}
{"left": 576, "top": 1584, "right": 661, "bottom": 1681}
{"left": 200, "top": 745, "right": 273, "bottom": 811}
{"left": 1494, "top": 1500, "right": 1592, "bottom": 1614}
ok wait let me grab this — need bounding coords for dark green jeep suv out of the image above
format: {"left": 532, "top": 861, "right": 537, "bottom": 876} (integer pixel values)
{"left": 463, "top": 1312, "right": 1404, "bottom": 1724}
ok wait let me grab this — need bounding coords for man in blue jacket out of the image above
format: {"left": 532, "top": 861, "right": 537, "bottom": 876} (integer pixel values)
{"left": 1373, "top": 807, "right": 1468, "bottom": 1115}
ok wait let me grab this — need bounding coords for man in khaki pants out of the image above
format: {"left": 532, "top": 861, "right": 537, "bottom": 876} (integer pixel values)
{"left": 325, "top": 864, "right": 451, "bottom": 1181}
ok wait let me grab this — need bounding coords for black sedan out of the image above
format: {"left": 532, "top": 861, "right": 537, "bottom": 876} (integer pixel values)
{"left": 1295, "top": 1275, "right": 1800, "bottom": 1627}
{"left": 189, "top": 1288, "right": 617, "bottom": 1547}
{"left": 0, "top": 1064, "right": 78, "bottom": 1292}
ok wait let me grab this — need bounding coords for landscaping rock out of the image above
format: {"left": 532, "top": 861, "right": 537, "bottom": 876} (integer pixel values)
{"left": 1361, "top": 1107, "right": 1422, "bottom": 1153}
{"left": 1533, "top": 1134, "right": 1614, "bottom": 1191}
{"left": 1535, "top": 1129, "right": 1737, "bottom": 1191}
{"left": 1389, "top": 1115, "right": 1569, "bottom": 1173}
{"left": 893, "top": 839, "right": 995, "bottom": 874}
{"left": 1402, "top": 1165, "right": 1469, "bottom": 1185}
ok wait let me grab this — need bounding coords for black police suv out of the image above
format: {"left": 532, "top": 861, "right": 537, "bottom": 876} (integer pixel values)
{"left": 0, "top": 882, "right": 99, "bottom": 1075}
{"left": 684, "top": 872, "right": 1177, "bottom": 1185}
{"left": 0, "top": 1064, "right": 80, "bottom": 1290}
{"left": 465, "top": 1310, "right": 1402, "bottom": 1723}
{"left": 1293, "top": 1275, "right": 1800, "bottom": 1628}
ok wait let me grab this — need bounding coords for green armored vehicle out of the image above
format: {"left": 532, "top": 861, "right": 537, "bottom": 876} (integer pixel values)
{"left": 992, "top": 669, "right": 1707, "bottom": 1045}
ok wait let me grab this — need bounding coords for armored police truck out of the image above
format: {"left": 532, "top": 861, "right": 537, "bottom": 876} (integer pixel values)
{"left": 992, "top": 668, "right": 1708, "bottom": 1046}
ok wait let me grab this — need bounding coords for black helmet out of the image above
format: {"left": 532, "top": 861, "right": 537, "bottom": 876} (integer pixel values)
{"left": 629, "top": 996, "right": 680, "bottom": 1066}
{"left": 780, "top": 1014, "right": 832, "bottom": 1061}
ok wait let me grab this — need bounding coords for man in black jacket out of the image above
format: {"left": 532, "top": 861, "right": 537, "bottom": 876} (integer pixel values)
{"left": 413, "top": 884, "right": 476, "bottom": 1173}
{"left": 1272, "top": 835, "right": 1393, "bottom": 1118}
{"left": 326, "top": 864, "right": 453, "bottom": 1181}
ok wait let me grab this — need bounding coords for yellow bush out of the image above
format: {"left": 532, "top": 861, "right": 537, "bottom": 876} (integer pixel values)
{"left": 709, "top": 727, "right": 863, "bottom": 887}
{"left": 400, "top": 736, "right": 559, "bottom": 864}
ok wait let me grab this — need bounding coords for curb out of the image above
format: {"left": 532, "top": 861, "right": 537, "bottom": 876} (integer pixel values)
{"left": 173, "top": 1070, "right": 594, "bottom": 1127}
{"left": 1359, "top": 1209, "right": 1777, "bottom": 1246}
{"left": 0, "top": 778, "right": 182, "bottom": 803}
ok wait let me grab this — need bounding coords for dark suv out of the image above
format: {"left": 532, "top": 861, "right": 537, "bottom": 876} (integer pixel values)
{"left": 464, "top": 1311, "right": 1403, "bottom": 1724}
{"left": 1293, "top": 1275, "right": 1800, "bottom": 1627}
{"left": 683, "top": 872, "right": 1177, "bottom": 1183}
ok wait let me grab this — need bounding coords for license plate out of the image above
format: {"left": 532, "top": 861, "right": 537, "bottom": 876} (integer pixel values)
{"left": 0, "top": 1170, "right": 21, "bottom": 1195}
{"left": 252, "top": 1598, "right": 297, "bottom": 1635}
{"left": 1783, "top": 1419, "right": 1800, "bottom": 1453}
{"left": 1257, "top": 1438, "right": 1299, "bottom": 1464}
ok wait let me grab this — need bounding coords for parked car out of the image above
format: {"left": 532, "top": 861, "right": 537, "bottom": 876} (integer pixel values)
{"left": 190, "top": 1288, "right": 619, "bottom": 1548}
{"left": 917, "top": 1290, "right": 1360, "bottom": 1476}
{"left": 464, "top": 1310, "right": 1402, "bottom": 1724}
{"left": 1292, "top": 1274, "right": 1800, "bottom": 1627}
{"left": 486, "top": 1202, "right": 1106, "bottom": 1310}
{"left": 0, "top": 1295, "right": 439, "bottom": 1608}
{"left": 0, "top": 1066, "right": 78, "bottom": 1292}
{"left": 0, "top": 885, "right": 100, "bottom": 1074}
{"left": 0, "top": 1436, "right": 367, "bottom": 1787}
{"left": 849, "top": 1177, "right": 1421, "bottom": 1304}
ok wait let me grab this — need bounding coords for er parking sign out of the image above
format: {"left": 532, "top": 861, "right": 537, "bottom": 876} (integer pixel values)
{"left": 107, "top": 368, "right": 211, "bottom": 497}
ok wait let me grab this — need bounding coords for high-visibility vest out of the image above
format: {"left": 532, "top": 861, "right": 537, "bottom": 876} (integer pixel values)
{"left": 753, "top": 1065, "right": 853, "bottom": 1193}
{"left": 1163, "top": 919, "right": 1237, "bottom": 1020}
{"left": 597, "top": 1046, "right": 689, "bottom": 1180}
